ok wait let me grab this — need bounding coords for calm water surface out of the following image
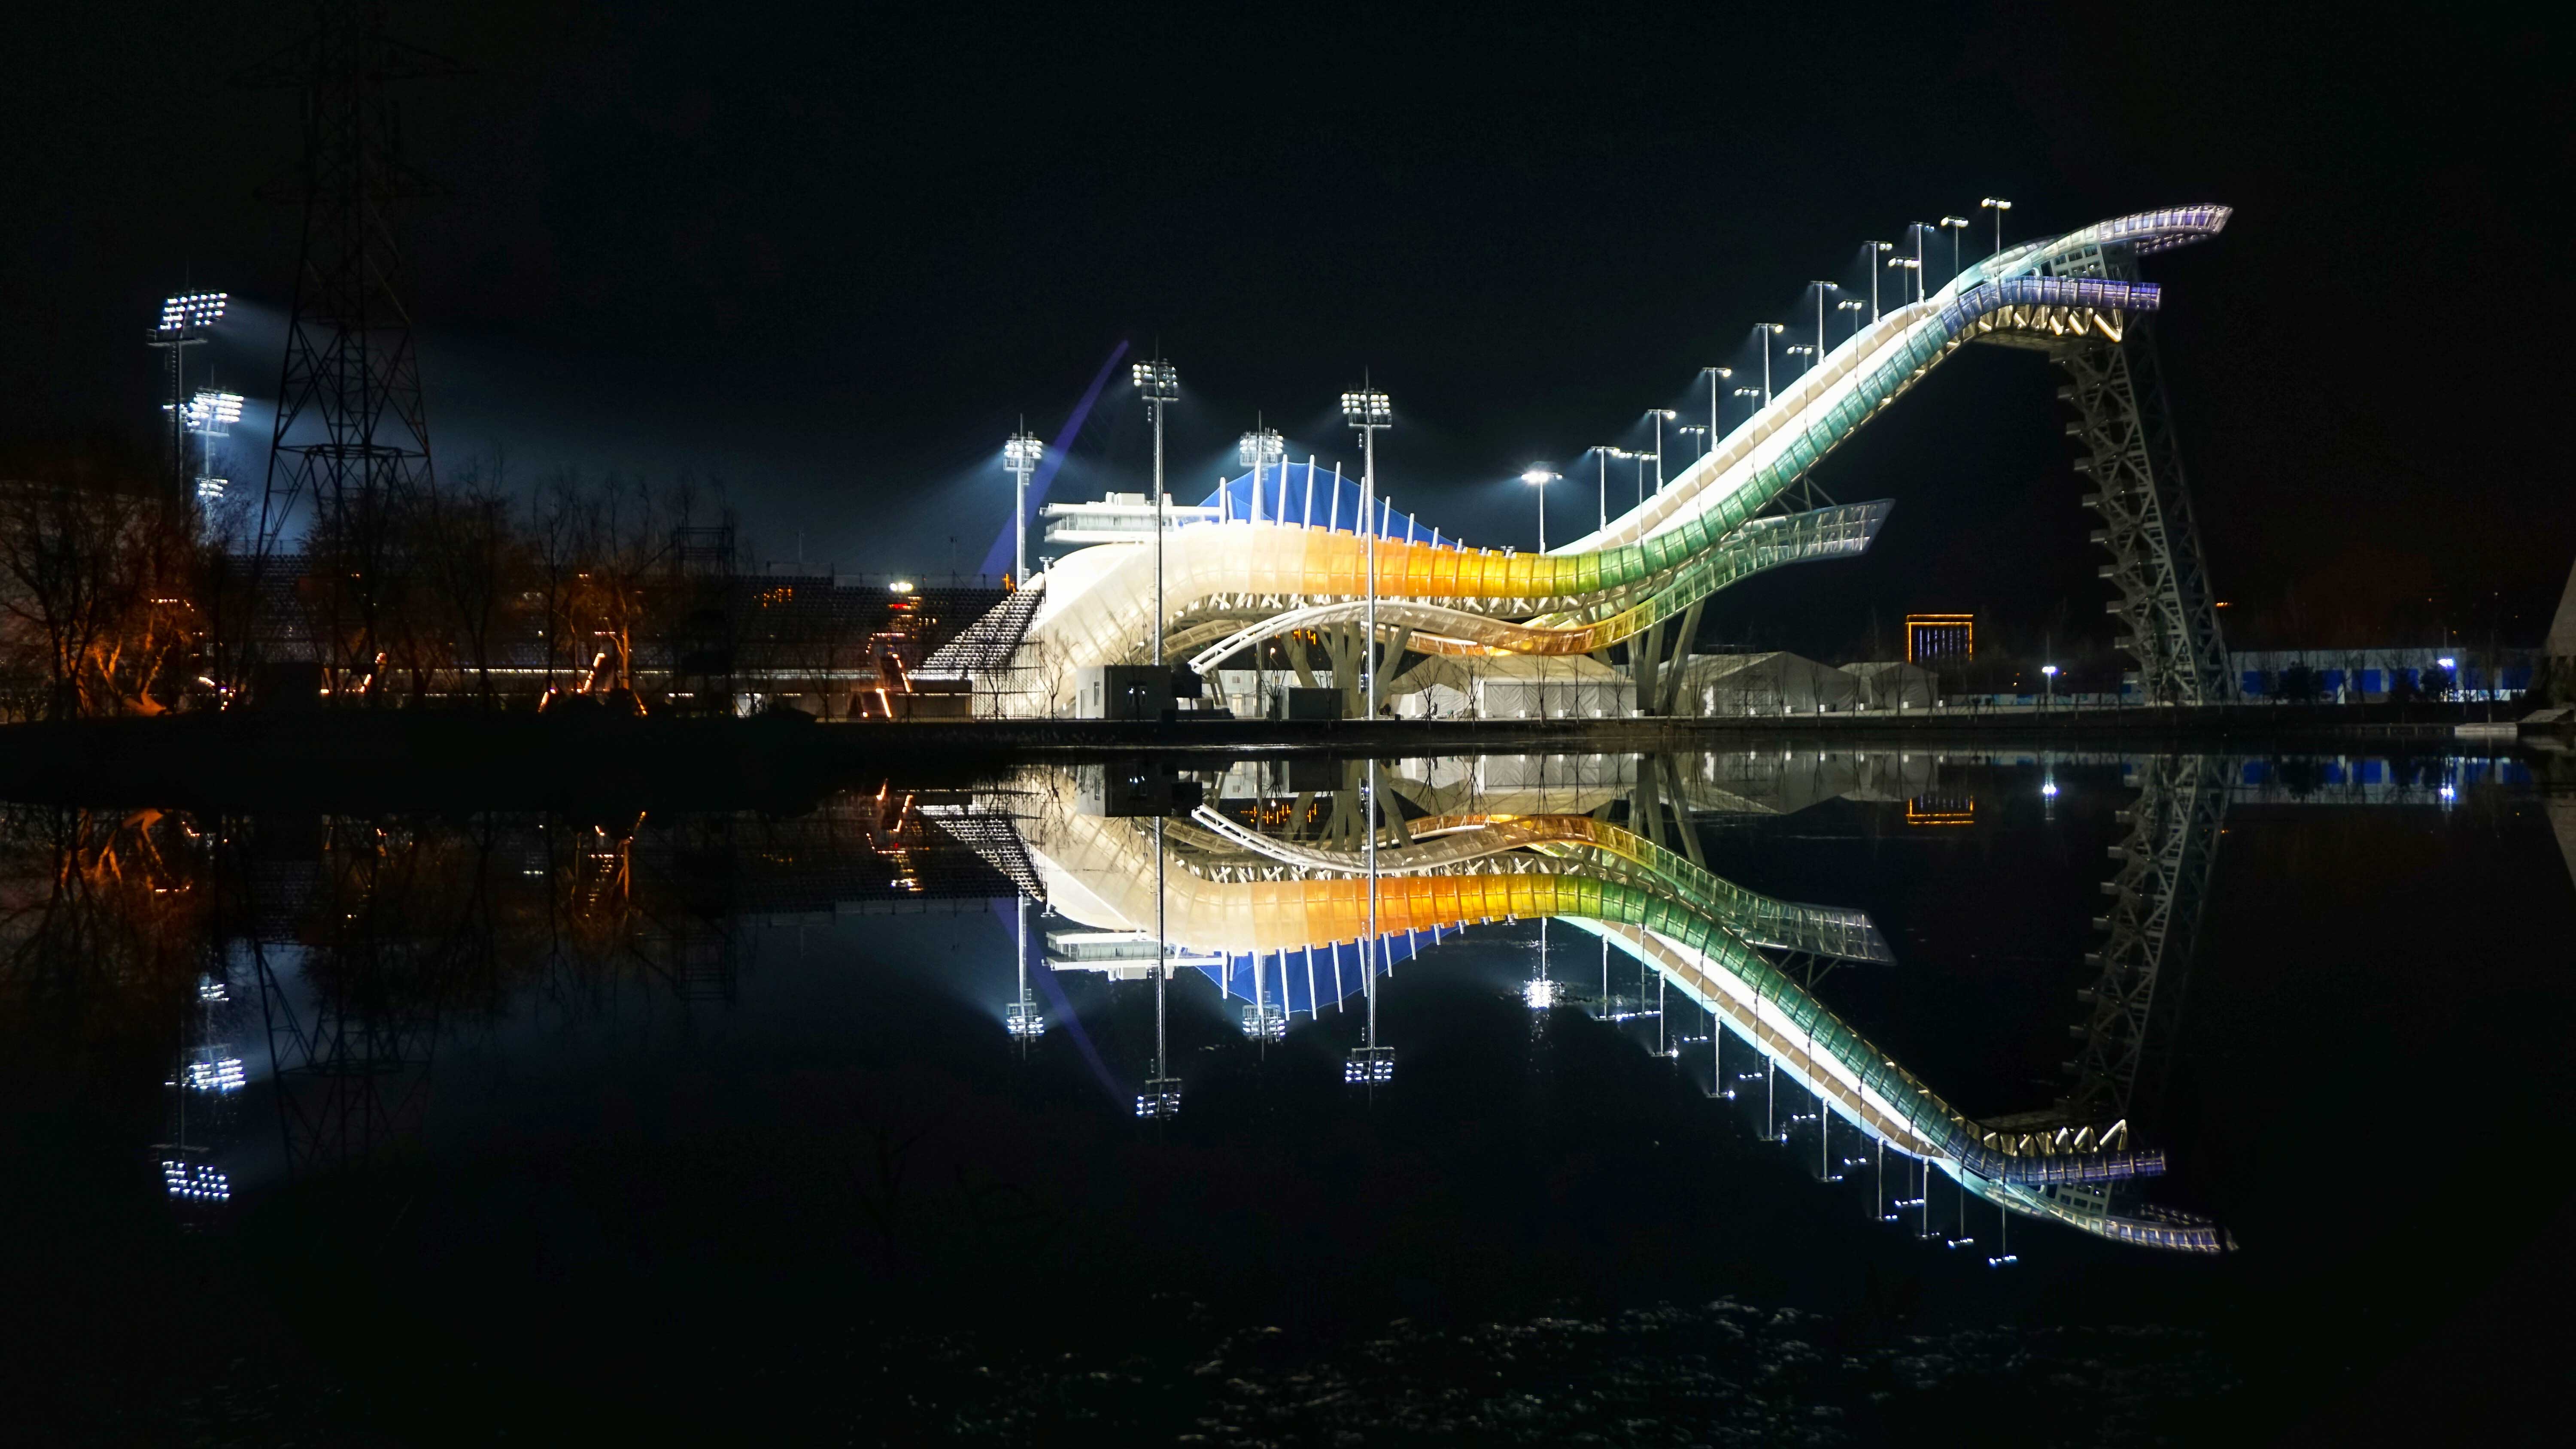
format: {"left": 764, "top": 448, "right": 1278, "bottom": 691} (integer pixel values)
{"left": 5, "top": 745, "right": 2572, "bottom": 1445}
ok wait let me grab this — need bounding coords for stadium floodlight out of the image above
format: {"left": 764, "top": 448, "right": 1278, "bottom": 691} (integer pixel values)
{"left": 1520, "top": 467, "right": 1558, "bottom": 552}
{"left": 1676, "top": 424, "right": 1709, "bottom": 467}
{"left": 150, "top": 292, "right": 229, "bottom": 498}
{"left": 1939, "top": 216, "right": 1971, "bottom": 278}
{"left": 1001, "top": 427, "right": 1042, "bottom": 583}
{"left": 156, "top": 291, "right": 229, "bottom": 337}
{"left": 183, "top": 389, "right": 243, "bottom": 435}
{"left": 1756, "top": 322, "right": 1787, "bottom": 407}
{"left": 1698, "top": 365, "right": 1732, "bottom": 444}
{"left": 1132, "top": 358, "right": 1179, "bottom": 661}
{"left": 1810, "top": 282, "right": 1839, "bottom": 370}
{"left": 1980, "top": 197, "right": 2013, "bottom": 253}
{"left": 1237, "top": 424, "right": 1285, "bottom": 524}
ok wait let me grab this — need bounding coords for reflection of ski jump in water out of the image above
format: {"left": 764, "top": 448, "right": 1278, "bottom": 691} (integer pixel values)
{"left": 993, "top": 754, "right": 2232, "bottom": 1254}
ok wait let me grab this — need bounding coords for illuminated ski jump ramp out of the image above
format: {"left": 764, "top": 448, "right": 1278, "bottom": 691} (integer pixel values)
{"left": 992, "top": 207, "right": 2227, "bottom": 716}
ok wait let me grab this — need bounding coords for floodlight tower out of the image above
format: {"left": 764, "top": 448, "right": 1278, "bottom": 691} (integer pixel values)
{"left": 1836, "top": 297, "right": 1865, "bottom": 344}
{"left": 1732, "top": 386, "right": 1761, "bottom": 427}
{"left": 1592, "top": 447, "right": 1616, "bottom": 530}
{"left": 1865, "top": 241, "right": 1893, "bottom": 318}
{"left": 1698, "top": 366, "right": 1732, "bottom": 444}
{"left": 1644, "top": 409, "right": 1676, "bottom": 491}
{"left": 184, "top": 390, "right": 246, "bottom": 503}
{"left": 1676, "top": 424, "right": 1707, "bottom": 464}
{"left": 1938, "top": 216, "right": 1971, "bottom": 280}
{"left": 1810, "top": 282, "right": 1838, "bottom": 370}
{"left": 149, "top": 292, "right": 228, "bottom": 498}
{"left": 1002, "top": 427, "right": 1042, "bottom": 584}
{"left": 1756, "top": 323, "right": 1787, "bottom": 407}
{"left": 1132, "top": 358, "right": 1180, "bottom": 664}
{"left": 1521, "top": 468, "right": 1559, "bottom": 551}
{"left": 1339, "top": 383, "right": 1392, "bottom": 718}
{"left": 1980, "top": 197, "right": 2012, "bottom": 255}
{"left": 1237, "top": 424, "right": 1285, "bottom": 521}
{"left": 1342, "top": 380, "right": 1393, "bottom": 1092}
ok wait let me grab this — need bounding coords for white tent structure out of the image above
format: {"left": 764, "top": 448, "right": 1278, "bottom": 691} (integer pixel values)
{"left": 1676, "top": 652, "right": 1859, "bottom": 717}
{"left": 1843, "top": 660, "right": 1939, "bottom": 711}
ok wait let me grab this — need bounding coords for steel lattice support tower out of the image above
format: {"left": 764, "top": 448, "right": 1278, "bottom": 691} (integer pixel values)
{"left": 2065, "top": 754, "right": 2228, "bottom": 1125}
{"left": 2044, "top": 244, "right": 2233, "bottom": 704}
{"left": 242, "top": 3, "right": 461, "bottom": 689}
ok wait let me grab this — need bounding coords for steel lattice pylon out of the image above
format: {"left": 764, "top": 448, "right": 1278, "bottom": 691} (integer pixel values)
{"left": 241, "top": 3, "right": 463, "bottom": 689}
{"left": 2044, "top": 245, "right": 2233, "bottom": 704}
{"left": 2066, "top": 755, "right": 2228, "bottom": 1125}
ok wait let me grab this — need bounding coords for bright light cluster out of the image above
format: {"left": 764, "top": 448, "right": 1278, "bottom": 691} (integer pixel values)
{"left": 1236, "top": 428, "right": 1284, "bottom": 469}
{"left": 1130, "top": 359, "right": 1179, "bottom": 402}
{"left": 183, "top": 1056, "right": 246, "bottom": 1093}
{"left": 182, "top": 390, "right": 243, "bottom": 435}
{"left": 1003, "top": 432, "right": 1043, "bottom": 468}
{"left": 1522, "top": 977, "right": 1558, "bottom": 1009}
{"left": 162, "top": 1160, "right": 231, "bottom": 1202}
{"left": 1339, "top": 389, "right": 1391, "bottom": 427}
{"left": 157, "top": 291, "right": 229, "bottom": 335}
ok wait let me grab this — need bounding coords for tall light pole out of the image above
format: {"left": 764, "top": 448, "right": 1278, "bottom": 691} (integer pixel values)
{"left": 1886, "top": 252, "right": 1920, "bottom": 306}
{"left": 1002, "top": 427, "right": 1042, "bottom": 584}
{"left": 1810, "top": 282, "right": 1838, "bottom": 367}
{"left": 1865, "top": 242, "right": 1892, "bottom": 318}
{"left": 1522, "top": 468, "right": 1558, "bottom": 551}
{"left": 1756, "top": 323, "right": 1786, "bottom": 407}
{"left": 1676, "top": 424, "right": 1707, "bottom": 464}
{"left": 1343, "top": 380, "right": 1393, "bottom": 1091}
{"left": 182, "top": 390, "right": 244, "bottom": 503}
{"left": 1732, "top": 388, "right": 1760, "bottom": 438}
{"left": 1785, "top": 344, "right": 1817, "bottom": 376}
{"left": 1836, "top": 297, "right": 1865, "bottom": 346}
{"left": 149, "top": 291, "right": 228, "bottom": 499}
{"left": 1340, "top": 382, "right": 1392, "bottom": 718}
{"left": 1939, "top": 216, "right": 1971, "bottom": 281}
{"left": 1131, "top": 358, "right": 1179, "bottom": 667}
{"left": 1594, "top": 447, "right": 1617, "bottom": 530}
{"left": 1698, "top": 366, "right": 1732, "bottom": 444}
{"left": 1910, "top": 223, "right": 1929, "bottom": 300}
{"left": 1643, "top": 409, "right": 1676, "bottom": 492}
{"left": 1980, "top": 197, "right": 2012, "bottom": 255}
{"left": 1237, "top": 424, "right": 1284, "bottom": 521}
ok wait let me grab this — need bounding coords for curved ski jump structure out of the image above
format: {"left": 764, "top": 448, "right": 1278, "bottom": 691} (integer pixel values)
{"left": 997, "top": 207, "right": 2227, "bottom": 713}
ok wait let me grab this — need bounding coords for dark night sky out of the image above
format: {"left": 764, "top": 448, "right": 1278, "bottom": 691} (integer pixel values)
{"left": 4, "top": 2, "right": 2567, "bottom": 652}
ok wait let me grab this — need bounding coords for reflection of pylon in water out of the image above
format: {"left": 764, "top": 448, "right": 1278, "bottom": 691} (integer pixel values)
{"left": 246, "top": 821, "right": 446, "bottom": 1179}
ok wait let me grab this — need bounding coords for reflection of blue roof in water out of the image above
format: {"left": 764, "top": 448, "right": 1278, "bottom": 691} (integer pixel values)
{"left": 1200, "top": 924, "right": 1460, "bottom": 1015}
{"left": 1196, "top": 461, "right": 1457, "bottom": 545}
